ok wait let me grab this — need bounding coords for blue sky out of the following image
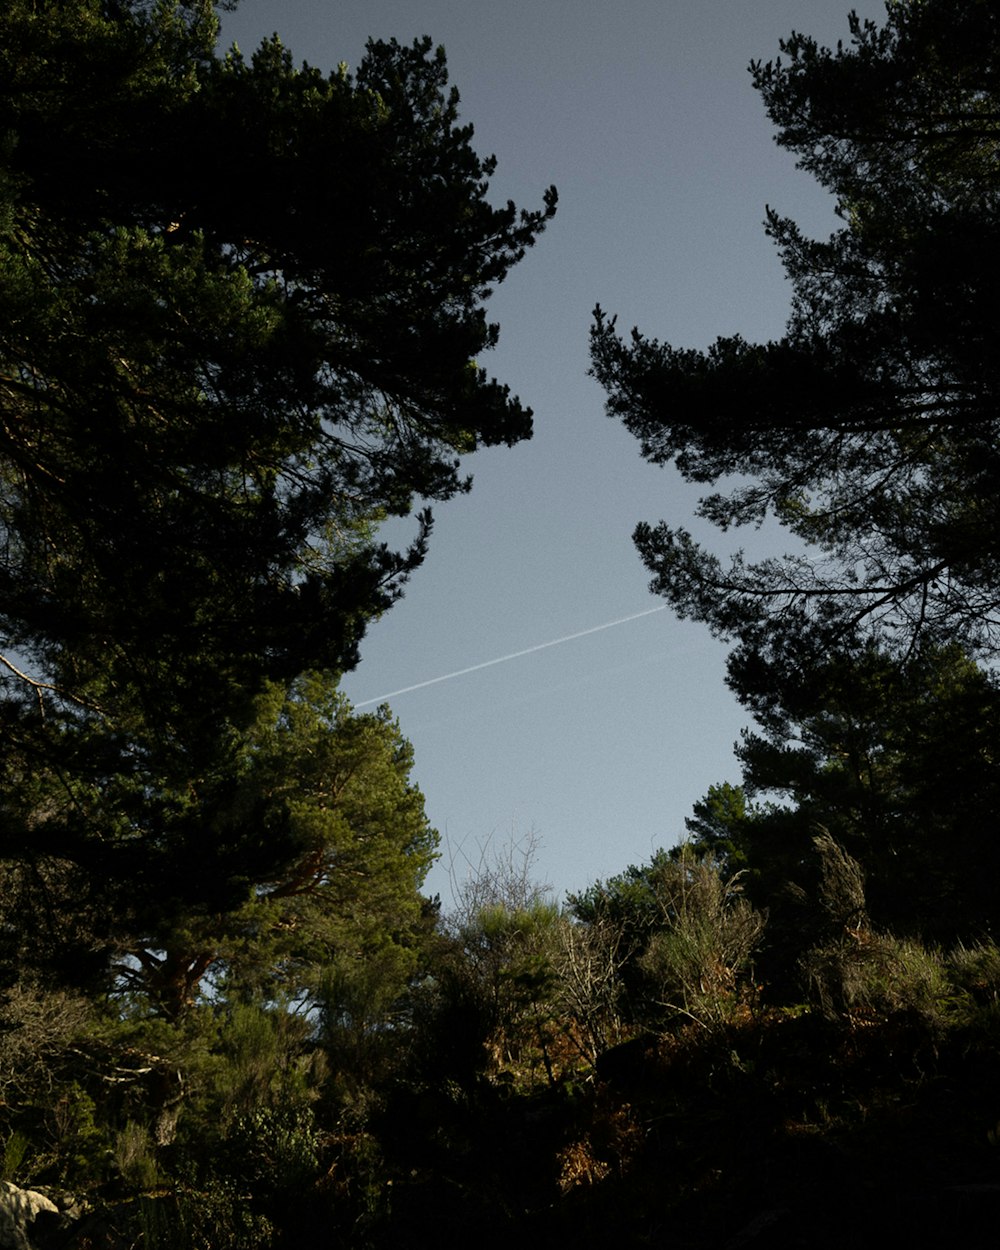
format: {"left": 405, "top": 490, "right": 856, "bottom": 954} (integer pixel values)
{"left": 221, "top": 1, "right": 886, "bottom": 905}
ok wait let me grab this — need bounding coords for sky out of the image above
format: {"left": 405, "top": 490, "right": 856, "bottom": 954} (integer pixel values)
{"left": 220, "top": 0, "right": 887, "bottom": 907}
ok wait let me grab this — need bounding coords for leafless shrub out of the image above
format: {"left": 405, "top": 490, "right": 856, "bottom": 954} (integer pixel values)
{"left": 444, "top": 825, "right": 551, "bottom": 933}
{"left": 0, "top": 983, "right": 96, "bottom": 1104}
{"left": 555, "top": 914, "right": 629, "bottom": 1059}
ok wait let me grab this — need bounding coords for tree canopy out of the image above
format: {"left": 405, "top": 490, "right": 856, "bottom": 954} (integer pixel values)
{"left": 590, "top": 0, "right": 1000, "bottom": 667}
{"left": 0, "top": 0, "right": 554, "bottom": 961}
{"left": 683, "top": 643, "right": 1000, "bottom": 948}
{"left": 592, "top": 0, "right": 1000, "bottom": 968}
{"left": 113, "top": 672, "right": 439, "bottom": 1020}
{"left": 0, "top": 0, "right": 556, "bottom": 737}
{"left": 9, "top": 5, "right": 1000, "bottom": 1246}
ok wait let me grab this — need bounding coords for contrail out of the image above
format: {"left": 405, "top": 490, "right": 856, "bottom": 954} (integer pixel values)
{"left": 352, "top": 604, "right": 668, "bottom": 708}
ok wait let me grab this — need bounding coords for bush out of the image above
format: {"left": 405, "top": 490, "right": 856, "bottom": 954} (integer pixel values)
{"left": 948, "top": 940, "right": 1000, "bottom": 1005}
{"left": 802, "top": 930, "right": 952, "bottom": 1022}
{"left": 799, "top": 833, "right": 957, "bottom": 1026}
{"left": 454, "top": 897, "right": 569, "bottom": 1083}
{"left": 226, "top": 1104, "right": 320, "bottom": 1195}
{"left": 76, "top": 1184, "right": 276, "bottom": 1250}
{"left": 555, "top": 914, "right": 629, "bottom": 1060}
{"left": 635, "top": 853, "right": 766, "bottom": 1029}
{"left": 114, "top": 1120, "right": 159, "bottom": 1190}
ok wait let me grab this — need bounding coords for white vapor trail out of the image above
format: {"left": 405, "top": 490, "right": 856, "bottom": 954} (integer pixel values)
{"left": 352, "top": 604, "right": 668, "bottom": 708}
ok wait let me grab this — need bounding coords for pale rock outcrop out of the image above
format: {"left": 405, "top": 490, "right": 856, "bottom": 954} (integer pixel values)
{"left": 0, "top": 1183, "right": 60, "bottom": 1250}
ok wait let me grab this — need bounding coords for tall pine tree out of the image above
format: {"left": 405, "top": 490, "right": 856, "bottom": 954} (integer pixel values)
{"left": 0, "top": 0, "right": 554, "bottom": 983}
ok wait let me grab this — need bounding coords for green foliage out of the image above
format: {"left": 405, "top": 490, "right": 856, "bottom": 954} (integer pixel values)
{"left": 591, "top": 0, "right": 1000, "bottom": 664}
{"left": 326, "top": 1128, "right": 392, "bottom": 1238}
{"left": 569, "top": 849, "right": 766, "bottom": 1032}
{"left": 114, "top": 1120, "right": 160, "bottom": 1190}
{"left": 452, "top": 895, "right": 569, "bottom": 1084}
{"left": 569, "top": 848, "right": 676, "bottom": 941}
{"left": 682, "top": 782, "right": 751, "bottom": 873}
{"left": 108, "top": 1186, "right": 276, "bottom": 1250}
{"left": 224, "top": 1104, "right": 321, "bottom": 1198}
{"left": 685, "top": 645, "right": 1000, "bottom": 950}
{"left": 46, "top": 1081, "right": 109, "bottom": 1185}
{"left": 0, "top": 1130, "right": 30, "bottom": 1183}
{"left": 789, "top": 836, "right": 976, "bottom": 1032}
{"left": 414, "top": 839, "right": 577, "bottom": 1088}
{"left": 151, "top": 673, "right": 439, "bottom": 1019}
{"left": 319, "top": 944, "right": 417, "bottom": 1104}
{"left": 803, "top": 931, "right": 952, "bottom": 1023}
{"left": 0, "top": 669, "right": 439, "bottom": 1026}
{"left": 211, "top": 1001, "right": 315, "bottom": 1121}
{"left": 0, "top": 2, "right": 556, "bottom": 719}
{"left": 637, "top": 870, "right": 764, "bottom": 1030}
{"left": 568, "top": 850, "right": 682, "bottom": 1028}
{"left": 949, "top": 941, "right": 1000, "bottom": 1007}
{"left": 7, "top": 3, "right": 1000, "bottom": 1242}
{"left": 0, "top": 0, "right": 552, "bottom": 988}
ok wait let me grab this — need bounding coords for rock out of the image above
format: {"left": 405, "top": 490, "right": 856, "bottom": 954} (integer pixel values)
{"left": 0, "top": 1182, "right": 60, "bottom": 1250}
